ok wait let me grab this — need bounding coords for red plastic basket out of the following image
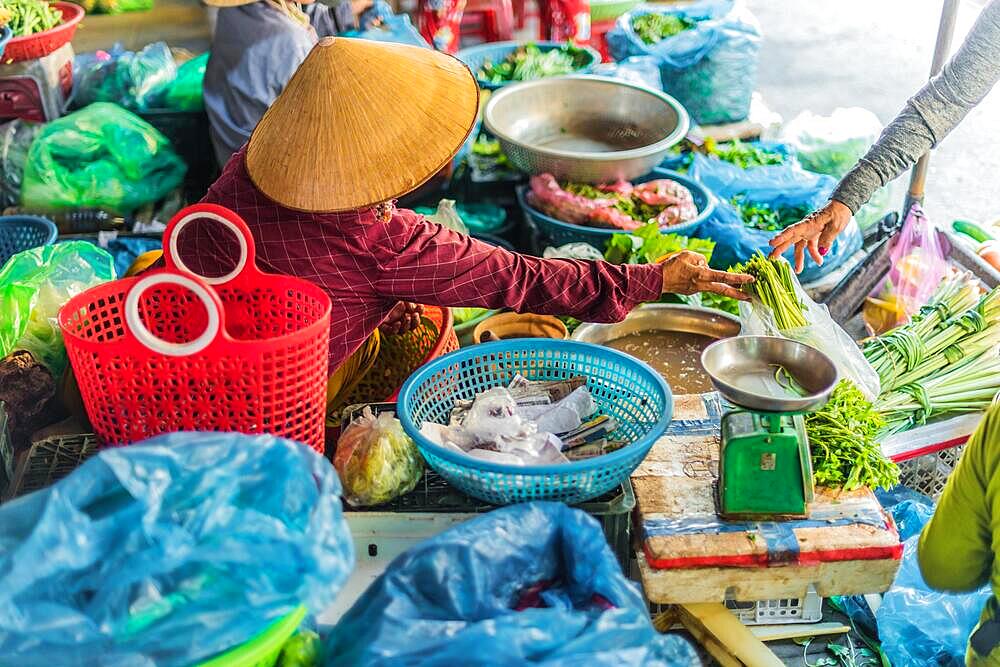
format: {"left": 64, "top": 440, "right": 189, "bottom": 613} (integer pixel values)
{"left": 2, "top": 3, "right": 84, "bottom": 64}
{"left": 59, "top": 204, "right": 333, "bottom": 452}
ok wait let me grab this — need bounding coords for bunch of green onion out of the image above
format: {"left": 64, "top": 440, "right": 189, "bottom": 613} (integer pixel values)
{"left": 731, "top": 252, "right": 807, "bottom": 330}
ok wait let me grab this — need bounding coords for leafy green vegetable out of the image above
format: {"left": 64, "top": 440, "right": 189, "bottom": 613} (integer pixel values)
{"left": 478, "top": 43, "right": 591, "bottom": 84}
{"left": 632, "top": 12, "right": 696, "bottom": 45}
{"left": 564, "top": 182, "right": 670, "bottom": 225}
{"left": 710, "top": 138, "right": 786, "bottom": 169}
{"left": 731, "top": 252, "right": 807, "bottom": 330}
{"left": 696, "top": 291, "right": 741, "bottom": 316}
{"left": 807, "top": 380, "right": 900, "bottom": 491}
{"left": 730, "top": 194, "right": 811, "bottom": 232}
{"left": 452, "top": 307, "right": 489, "bottom": 325}
{"left": 604, "top": 222, "right": 714, "bottom": 266}
{"left": 0, "top": 0, "right": 62, "bottom": 37}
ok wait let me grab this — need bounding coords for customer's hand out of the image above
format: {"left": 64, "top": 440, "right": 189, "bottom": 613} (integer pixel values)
{"left": 380, "top": 302, "right": 424, "bottom": 336}
{"left": 659, "top": 250, "right": 753, "bottom": 300}
{"left": 769, "top": 200, "right": 853, "bottom": 273}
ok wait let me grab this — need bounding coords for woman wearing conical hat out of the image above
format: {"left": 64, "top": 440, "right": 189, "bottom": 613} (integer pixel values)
{"left": 175, "top": 38, "right": 752, "bottom": 428}
{"left": 201, "top": 0, "right": 383, "bottom": 167}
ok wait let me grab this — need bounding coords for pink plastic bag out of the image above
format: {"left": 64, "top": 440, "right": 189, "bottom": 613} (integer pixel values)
{"left": 866, "top": 205, "right": 949, "bottom": 334}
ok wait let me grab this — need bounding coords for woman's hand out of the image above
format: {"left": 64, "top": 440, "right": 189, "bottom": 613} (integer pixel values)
{"left": 660, "top": 250, "right": 753, "bottom": 300}
{"left": 769, "top": 200, "right": 853, "bottom": 273}
{"left": 379, "top": 302, "right": 424, "bottom": 336}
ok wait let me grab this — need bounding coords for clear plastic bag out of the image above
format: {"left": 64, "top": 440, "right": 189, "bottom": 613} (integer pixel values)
{"left": 739, "top": 259, "right": 880, "bottom": 399}
{"left": 420, "top": 198, "right": 469, "bottom": 235}
{"left": 0, "top": 431, "right": 354, "bottom": 666}
{"left": 0, "top": 241, "right": 115, "bottom": 377}
{"left": 163, "top": 51, "right": 208, "bottom": 111}
{"left": 864, "top": 205, "right": 949, "bottom": 334}
{"left": 542, "top": 243, "right": 605, "bottom": 261}
{"left": 324, "top": 502, "right": 699, "bottom": 666}
{"left": 70, "top": 42, "right": 178, "bottom": 112}
{"left": 21, "top": 102, "right": 187, "bottom": 214}
{"left": 607, "top": 0, "right": 761, "bottom": 124}
{"left": 0, "top": 119, "right": 42, "bottom": 209}
{"left": 592, "top": 56, "right": 663, "bottom": 91}
{"left": 780, "top": 107, "right": 882, "bottom": 178}
{"left": 334, "top": 407, "right": 424, "bottom": 507}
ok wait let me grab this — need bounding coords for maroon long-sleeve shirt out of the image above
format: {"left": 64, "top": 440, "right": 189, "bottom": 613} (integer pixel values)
{"left": 186, "top": 149, "right": 663, "bottom": 371}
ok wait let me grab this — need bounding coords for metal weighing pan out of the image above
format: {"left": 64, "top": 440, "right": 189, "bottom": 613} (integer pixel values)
{"left": 700, "top": 336, "right": 839, "bottom": 413}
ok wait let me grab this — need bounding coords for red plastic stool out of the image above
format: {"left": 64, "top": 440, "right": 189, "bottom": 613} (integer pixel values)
{"left": 590, "top": 18, "right": 617, "bottom": 62}
{"left": 536, "top": 0, "right": 590, "bottom": 42}
{"left": 460, "top": 0, "right": 515, "bottom": 43}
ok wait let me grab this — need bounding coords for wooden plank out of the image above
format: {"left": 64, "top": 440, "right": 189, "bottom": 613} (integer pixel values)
{"left": 750, "top": 622, "right": 850, "bottom": 643}
{"left": 635, "top": 551, "right": 901, "bottom": 604}
{"left": 678, "top": 603, "right": 784, "bottom": 667}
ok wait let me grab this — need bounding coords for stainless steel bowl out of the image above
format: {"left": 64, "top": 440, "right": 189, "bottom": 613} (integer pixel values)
{"left": 483, "top": 75, "right": 690, "bottom": 183}
{"left": 700, "top": 336, "right": 839, "bottom": 413}
{"left": 572, "top": 303, "right": 740, "bottom": 344}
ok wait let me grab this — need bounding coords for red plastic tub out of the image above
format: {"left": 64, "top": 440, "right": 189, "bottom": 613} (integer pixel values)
{"left": 3, "top": 3, "right": 84, "bottom": 64}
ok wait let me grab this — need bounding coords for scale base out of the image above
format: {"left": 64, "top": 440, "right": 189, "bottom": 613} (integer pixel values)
{"left": 717, "top": 410, "right": 815, "bottom": 520}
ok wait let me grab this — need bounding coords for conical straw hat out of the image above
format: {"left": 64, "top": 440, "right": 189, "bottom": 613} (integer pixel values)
{"left": 246, "top": 37, "right": 480, "bottom": 212}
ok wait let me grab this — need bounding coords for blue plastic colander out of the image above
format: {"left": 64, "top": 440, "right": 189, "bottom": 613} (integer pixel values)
{"left": 517, "top": 168, "right": 716, "bottom": 248}
{"left": 0, "top": 216, "right": 58, "bottom": 268}
{"left": 397, "top": 340, "right": 673, "bottom": 505}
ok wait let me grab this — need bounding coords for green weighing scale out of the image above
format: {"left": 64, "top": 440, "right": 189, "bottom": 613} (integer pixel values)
{"left": 700, "top": 335, "right": 839, "bottom": 520}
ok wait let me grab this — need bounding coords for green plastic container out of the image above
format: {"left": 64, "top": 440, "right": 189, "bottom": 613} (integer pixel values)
{"left": 197, "top": 606, "right": 306, "bottom": 667}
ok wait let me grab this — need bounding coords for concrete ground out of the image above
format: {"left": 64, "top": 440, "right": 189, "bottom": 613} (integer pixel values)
{"left": 747, "top": 0, "right": 999, "bottom": 227}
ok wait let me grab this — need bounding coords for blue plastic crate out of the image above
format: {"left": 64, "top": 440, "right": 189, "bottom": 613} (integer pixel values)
{"left": 0, "top": 216, "right": 58, "bottom": 268}
{"left": 456, "top": 41, "right": 601, "bottom": 91}
{"left": 397, "top": 340, "right": 673, "bottom": 505}
{"left": 517, "top": 168, "right": 716, "bottom": 249}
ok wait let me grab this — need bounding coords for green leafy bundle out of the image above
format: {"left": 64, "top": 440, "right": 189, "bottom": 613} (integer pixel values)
{"left": 730, "top": 194, "right": 812, "bottom": 232}
{"left": 807, "top": 380, "right": 900, "bottom": 491}
{"left": 0, "top": 0, "right": 62, "bottom": 36}
{"left": 478, "top": 43, "right": 591, "bottom": 84}
{"left": 711, "top": 139, "right": 786, "bottom": 169}
{"left": 730, "top": 253, "right": 807, "bottom": 330}
{"left": 632, "top": 12, "right": 696, "bottom": 45}
{"left": 604, "top": 222, "right": 714, "bottom": 265}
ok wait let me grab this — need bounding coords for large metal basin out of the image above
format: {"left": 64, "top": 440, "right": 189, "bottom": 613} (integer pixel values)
{"left": 483, "top": 75, "right": 689, "bottom": 183}
{"left": 572, "top": 303, "right": 741, "bottom": 345}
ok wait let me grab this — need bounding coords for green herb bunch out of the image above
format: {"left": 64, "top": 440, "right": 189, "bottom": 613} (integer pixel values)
{"left": 478, "top": 43, "right": 590, "bottom": 84}
{"left": 807, "top": 380, "right": 900, "bottom": 491}
{"left": 730, "top": 194, "right": 812, "bottom": 232}
{"left": 632, "top": 12, "right": 696, "bottom": 45}
{"left": 731, "top": 252, "right": 807, "bottom": 330}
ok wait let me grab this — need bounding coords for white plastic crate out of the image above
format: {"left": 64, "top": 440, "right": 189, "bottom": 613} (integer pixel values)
{"left": 897, "top": 445, "right": 965, "bottom": 501}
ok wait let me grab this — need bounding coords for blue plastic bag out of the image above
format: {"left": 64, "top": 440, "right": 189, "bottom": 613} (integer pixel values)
{"left": 607, "top": 1, "right": 761, "bottom": 124}
{"left": 324, "top": 503, "right": 699, "bottom": 666}
{"left": 688, "top": 153, "right": 862, "bottom": 282}
{"left": 57, "top": 234, "right": 162, "bottom": 279}
{"left": 0, "top": 432, "right": 354, "bottom": 666}
{"left": 877, "top": 538, "right": 991, "bottom": 667}
{"left": 349, "top": 14, "right": 430, "bottom": 48}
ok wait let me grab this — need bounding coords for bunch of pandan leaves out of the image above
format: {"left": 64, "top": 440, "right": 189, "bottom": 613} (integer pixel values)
{"left": 730, "top": 253, "right": 900, "bottom": 491}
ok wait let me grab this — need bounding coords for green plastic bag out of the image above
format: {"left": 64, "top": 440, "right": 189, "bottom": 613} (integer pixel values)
{"left": 0, "top": 241, "right": 115, "bottom": 376}
{"left": 21, "top": 103, "right": 187, "bottom": 215}
{"left": 164, "top": 52, "right": 208, "bottom": 112}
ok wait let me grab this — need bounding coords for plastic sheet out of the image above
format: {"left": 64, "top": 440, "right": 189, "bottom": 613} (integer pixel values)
{"left": 878, "top": 538, "right": 991, "bottom": 667}
{"left": 324, "top": 502, "right": 699, "bottom": 666}
{"left": 0, "top": 432, "right": 353, "bottom": 666}
{"left": 20, "top": 103, "right": 187, "bottom": 214}
{"left": 0, "top": 241, "right": 115, "bottom": 376}
{"left": 688, "top": 153, "right": 862, "bottom": 283}
{"left": 163, "top": 51, "right": 208, "bottom": 111}
{"left": 56, "top": 234, "right": 163, "bottom": 279}
{"left": 738, "top": 258, "right": 880, "bottom": 400}
{"left": 334, "top": 407, "right": 424, "bottom": 507}
{"left": 71, "top": 43, "right": 178, "bottom": 112}
{"left": 0, "top": 119, "right": 41, "bottom": 209}
{"left": 865, "top": 205, "right": 948, "bottom": 333}
{"left": 607, "top": 0, "right": 761, "bottom": 124}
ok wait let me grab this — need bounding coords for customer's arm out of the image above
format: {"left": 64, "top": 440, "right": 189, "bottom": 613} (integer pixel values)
{"left": 772, "top": 0, "right": 1000, "bottom": 270}
{"left": 917, "top": 403, "right": 1000, "bottom": 592}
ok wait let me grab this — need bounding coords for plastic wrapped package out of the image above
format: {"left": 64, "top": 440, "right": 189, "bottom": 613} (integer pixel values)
{"left": 0, "top": 119, "right": 42, "bottom": 209}
{"left": 324, "top": 502, "right": 699, "bottom": 666}
{"left": 864, "top": 205, "right": 948, "bottom": 334}
{"left": 71, "top": 43, "right": 178, "bottom": 112}
{"left": 417, "top": 199, "right": 469, "bottom": 235}
{"left": 163, "top": 51, "right": 208, "bottom": 111}
{"left": 0, "top": 241, "right": 115, "bottom": 377}
{"left": 20, "top": 102, "right": 187, "bottom": 214}
{"left": 688, "top": 153, "right": 862, "bottom": 283}
{"left": 877, "top": 538, "right": 991, "bottom": 667}
{"left": 738, "top": 259, "right": 880, "bottom": 399}
{"left": 592, "top": 56, "right": 663, "bottom": 91}
{"left": 542, "top": 242, "right": 605, "bottom": 261}
{"left": 334, "top": 407, "right": 424, "bottom": 507}
{"left": 607, "top": 1, "right": 761, "bottom": 124}
{"left": 0, "top": 432, "right": 354, "bottom": 666}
